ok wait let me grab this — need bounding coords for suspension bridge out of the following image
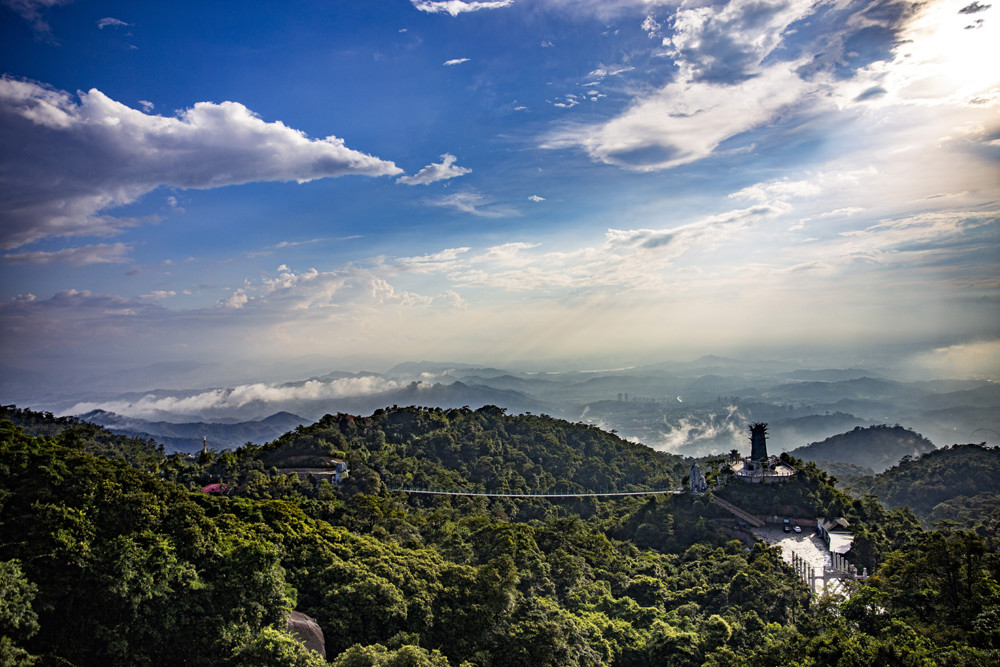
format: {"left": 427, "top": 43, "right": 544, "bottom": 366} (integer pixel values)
{"left": 388, "top": 486, "right": 685, "bottom": 498}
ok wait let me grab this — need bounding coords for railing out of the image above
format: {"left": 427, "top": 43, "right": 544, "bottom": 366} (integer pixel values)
{"left": 388, "top": 486, "right": 684, "bottom": 498}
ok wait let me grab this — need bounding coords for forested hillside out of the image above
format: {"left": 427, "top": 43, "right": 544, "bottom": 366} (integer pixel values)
{"left": 789, "top": 424, "right": 936, "bottom": 473}
{"left": 2, "top": 407, "right": 998, "bottom": 665}
{"left": 844, "top": 444, "right": 1000, "bottom": 529}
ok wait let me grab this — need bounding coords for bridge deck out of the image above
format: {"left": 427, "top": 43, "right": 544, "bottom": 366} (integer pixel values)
{"left": 390, "top": 487, "right": 683, "bottom": 498}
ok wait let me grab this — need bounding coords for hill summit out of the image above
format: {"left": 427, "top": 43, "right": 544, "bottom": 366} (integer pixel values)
{"left": 789, "top": 424, "right": 935, "bottom": 473}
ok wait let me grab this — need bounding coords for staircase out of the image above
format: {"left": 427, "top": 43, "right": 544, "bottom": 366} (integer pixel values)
{"left": 710, "top": 495, "right": 765, "bottom": 527}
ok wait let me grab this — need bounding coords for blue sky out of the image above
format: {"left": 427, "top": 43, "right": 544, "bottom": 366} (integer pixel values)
{"left": 1, "top": 0, "right": 998, "bottom": 388}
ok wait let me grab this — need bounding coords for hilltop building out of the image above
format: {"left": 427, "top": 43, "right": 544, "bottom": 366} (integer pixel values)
{"left": 278, "top": 458, "right": 350, "bottom": 484}
{"left": 817, "top": 517, "right": 854, "bottom": 555}
{"left": 729, "top": 423, "right": 796, "bottom": 483}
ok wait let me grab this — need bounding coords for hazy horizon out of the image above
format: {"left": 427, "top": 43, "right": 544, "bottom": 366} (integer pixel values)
{"left": 2, "top": 1, "right": 998, "bottom": 403}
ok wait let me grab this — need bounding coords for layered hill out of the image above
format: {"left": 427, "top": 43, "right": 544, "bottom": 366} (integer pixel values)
{"left": 789, "top": 424, "right": 936, "bottom": 473}
{"left": 78, "top": 408, "right": 308, "bottom": 453}
{"left": 848, "top": 444, "right": 1000, "bottom": 527}
{"left": 257, "top": 405, "right": 690, "bottom": 494}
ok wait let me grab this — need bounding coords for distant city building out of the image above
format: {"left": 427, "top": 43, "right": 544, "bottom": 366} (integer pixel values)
{"left": 729, "top": 423, "right": 796, "bottom": 483}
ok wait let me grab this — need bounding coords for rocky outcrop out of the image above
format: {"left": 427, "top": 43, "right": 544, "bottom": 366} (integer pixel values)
{"left": 288, "top": 611, "right": 326, "bottom": 658}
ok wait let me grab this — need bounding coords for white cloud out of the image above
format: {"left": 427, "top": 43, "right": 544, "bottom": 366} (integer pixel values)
{"left": 586, "top": 64, "right": 633, "bottom": 79}
{"left": 837, "top": 209, "right": 997, "bottom": 256}
{"left": 665, "top": 0, "right": 816, "bottom": 84}
{"left": 552, "top": 94, "right": 580, "bottom": 108}
{"left": 274, "top": 238, "right": 323, "bottom": 249}
{"left": 138, "top": 99, "right": 154, "bottom": 112}
{"left": 410, "top": 0, "right": 513, "bottom": 17}
{"left": 528, "top": 194, "right": 545, "bottom": 202}
{"left": 819, "top": 207, "right": 865, "bottom": 218}
{"left": 730, "top": 179, "right": 822, "bottom": 204}
{"left": 641, "top": 15, "right": 661, "bottom": 38}
{"left": 0, "top": 77, "right": 402, "bottom": 249}
{"left": 443, "top": 57, "right": 470, "bottom": 66}
{"left": 141, "top": 290, "right": 176, "bottom": 300}
{"left": 397, "top": 153, "right": 471, "bottom": 185}
{"left": 68, "top": 375, "right": 413, "bottom": 419}
{"left": 215, "top": 264, "right": 435, "bottom": 312}
{"left": 544, "top": 64, "right": 810, "bottom": 170}
{"left": 96, "top": 17, "right": 128, "bottom": 29}
{"left": 543, "top": 0, "right": 941, "bottom": 172}
{"left": 424, "top": 191, "right": 515, "bottom": 217}
{"left": 2, "top": 242, "right": 132, "bottom": 265}
{"left": 397, "top": 247, "right": 471, "bottom": 273}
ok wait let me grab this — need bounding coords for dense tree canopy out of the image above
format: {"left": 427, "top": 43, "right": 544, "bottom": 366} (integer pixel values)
{"left": 2, "top": 406, "right": 998, "bottom": 665}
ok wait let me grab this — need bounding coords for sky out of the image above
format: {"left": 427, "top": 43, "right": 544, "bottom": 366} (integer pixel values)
{"left": 1, "top": 0, "right": 998, "bottom": 394}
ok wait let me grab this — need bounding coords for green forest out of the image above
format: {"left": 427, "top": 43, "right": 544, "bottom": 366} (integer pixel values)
{"left": 1, "top": 405, "right": 998, "bottom": 666}
{"left": 839, "top": 443, "right": 1000, "bottom": 530}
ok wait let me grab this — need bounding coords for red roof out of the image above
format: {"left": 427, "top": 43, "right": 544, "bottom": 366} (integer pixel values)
{"left": 200, "top": 483, "right": 229, "bottom": 493}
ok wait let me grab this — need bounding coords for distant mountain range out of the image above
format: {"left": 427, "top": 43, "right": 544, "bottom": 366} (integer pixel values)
{"left": 79, "top": 409, "right": 309, "bottom": 453}
{"left": 4, "top": 356, "right": 988, "bottom": 457}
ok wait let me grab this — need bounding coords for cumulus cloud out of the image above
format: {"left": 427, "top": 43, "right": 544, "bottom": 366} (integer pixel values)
{"left": 410, "top": 0, "right": 513, "bottom": 17}
{"left": 216, "top": 264, "right": 435, "bottom": 312}
{"left": 397, "top": 153, "right": 471, "bottom": 185}
{"left": 542, "top": 0, "right": 955, "bottom": 172}
{"left": 0, "top": 77, "right": 402, "bottom": 249}
{"left": 666, "top": 0, "right": 816, "bottom": 85}
{"left": 641, "top": 15, "right": 661, "bottom": 39}
{"left": 2, "top": 242, "right": 132, "bottom": 265}
{"left": 443, "top": 57, "right": 470, "bottom": 66}
{"left": 528, "top": 194, "right": 545, "bottom": 202}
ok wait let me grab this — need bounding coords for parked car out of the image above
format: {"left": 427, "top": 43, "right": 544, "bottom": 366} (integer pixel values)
{"left": 794, "top": 525, "right": 802, "bottom": 533}
{"left": 783, "top": 525, "right": 791, "bottom": 533}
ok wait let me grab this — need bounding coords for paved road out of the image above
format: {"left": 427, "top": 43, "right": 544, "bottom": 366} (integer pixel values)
{"left": 752, "top": 525, "right": 845, "bottom": 596}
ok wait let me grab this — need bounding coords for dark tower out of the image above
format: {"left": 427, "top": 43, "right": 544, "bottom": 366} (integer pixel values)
{"left": 749, "top": 422, "right": 768, "bottom": 461}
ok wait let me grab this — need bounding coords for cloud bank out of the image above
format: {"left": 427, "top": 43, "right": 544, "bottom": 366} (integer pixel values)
{"left": 0, "top": 78, "right": 402, "bottom": 249}
{"left": 68, "top": 375, "right": 414, "bottom": 419}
